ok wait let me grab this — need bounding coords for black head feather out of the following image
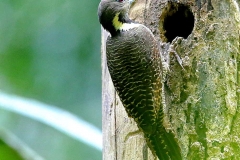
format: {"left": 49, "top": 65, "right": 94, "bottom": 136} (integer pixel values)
{"left": 98, "top": 0, "right": 131, "bottom": 36}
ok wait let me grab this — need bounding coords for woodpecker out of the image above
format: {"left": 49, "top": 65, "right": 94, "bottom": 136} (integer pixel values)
{"left": 98, "top": 0, "right": 182, "bottom": 159}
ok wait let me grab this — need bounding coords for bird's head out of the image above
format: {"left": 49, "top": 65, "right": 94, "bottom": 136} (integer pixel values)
{"left": 98, "top": 0, "right": 133, "bottom": 36}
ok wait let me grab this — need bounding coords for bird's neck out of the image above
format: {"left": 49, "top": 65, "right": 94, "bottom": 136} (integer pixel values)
{"left": 110, "top": 13, "right": 140, "bottom": 36}
{"left": 102, "top": 12, "right": 136, "bottom": 36}
{"left": 112, "top": 13, "right": 127, "bottom": 31}
{"left": 100, "top": 11, "right": 139, "bottom": 36}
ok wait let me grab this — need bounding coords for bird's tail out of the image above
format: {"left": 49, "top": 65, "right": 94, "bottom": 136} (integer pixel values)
{"left": 145, "top": 126, "right": 182, "bottom": 160}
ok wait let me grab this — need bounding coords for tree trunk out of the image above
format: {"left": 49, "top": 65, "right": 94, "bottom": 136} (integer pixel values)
{"left": 102, "top": 0, "right": 240, "bottom": 159}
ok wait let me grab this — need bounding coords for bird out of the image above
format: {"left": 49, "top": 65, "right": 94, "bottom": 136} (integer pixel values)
{"left": 98, "top": 0, "right": 182, "bottom": 159}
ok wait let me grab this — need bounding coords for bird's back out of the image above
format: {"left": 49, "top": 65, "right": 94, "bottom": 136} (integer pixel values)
{"left": 106, "top": 23, "right": 182, "bottom": 160}
{"left": 106, "top": 24, "right": 163, "bottom": 134}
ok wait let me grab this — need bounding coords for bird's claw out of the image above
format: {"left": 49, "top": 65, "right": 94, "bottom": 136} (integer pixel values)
{"left": 167, "top": 45, "right": 185, "bottom": 70}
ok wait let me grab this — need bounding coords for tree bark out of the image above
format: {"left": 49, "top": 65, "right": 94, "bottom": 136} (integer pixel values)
{"left": 102, "top": 0, "right": 240, "bottom": 159}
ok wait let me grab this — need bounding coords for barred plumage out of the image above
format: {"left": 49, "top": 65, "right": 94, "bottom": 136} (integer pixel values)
{"left": 98, "top": 0, "right": 182, "bottom": 159}
{"left": 106, "top": 24, "right": 162, "bottom": 134}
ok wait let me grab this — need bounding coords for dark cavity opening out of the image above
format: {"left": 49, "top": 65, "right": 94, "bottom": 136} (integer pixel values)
{"left": 161, "top": 3, "right": 194, "bottom": 43}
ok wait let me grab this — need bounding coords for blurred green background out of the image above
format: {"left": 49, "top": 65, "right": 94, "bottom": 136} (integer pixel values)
{"left": 0, "top": 0, "right": 101, "bottom": 159}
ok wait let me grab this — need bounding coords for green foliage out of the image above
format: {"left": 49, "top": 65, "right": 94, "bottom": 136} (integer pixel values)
{"left": 0, "top": 0, "right": 101, "bottom": 159}
{"left": 0, "top": 0, "right": 101, "bottom": 127}
{"left": 0, "top": 139, "right": 23, "bottom": 160}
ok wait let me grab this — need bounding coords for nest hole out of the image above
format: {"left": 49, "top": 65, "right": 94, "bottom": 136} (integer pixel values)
{"left": 160, "top": 3, "right": 195, "bottom": 43}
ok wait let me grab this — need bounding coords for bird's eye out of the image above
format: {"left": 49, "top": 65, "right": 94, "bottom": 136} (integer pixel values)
{"left": 116, "top": 0, "right": 124, "bottom": 2}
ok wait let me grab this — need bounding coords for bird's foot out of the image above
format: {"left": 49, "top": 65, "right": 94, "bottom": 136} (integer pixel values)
{"left": 167, "top": 45, "right": 185, "bottom": 70}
